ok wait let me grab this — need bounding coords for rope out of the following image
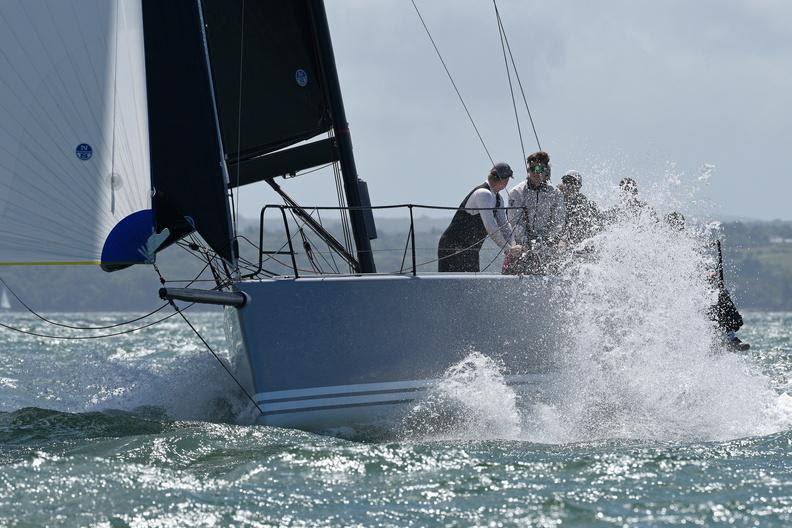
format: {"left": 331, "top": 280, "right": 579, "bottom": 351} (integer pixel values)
{"left": 0, "top": 303, "right": 195, "bottom": 340}
{"left": 493, "top": 1, "right": 542, "bottom": 151}
{"left": 411, "top": 0, "right": 494, "bottom": 164}
{"left": 169, "top": 301, "right": 264, "bottom": 417}
{"left": 494, "top": 2, "right": 527, "bottom": 175}
{"left": 315, "top": 208, "right": 341, "bottom": 274}
{"left": 0, "top": 259, "right": 214, "bottom": 331}
{"left": 0, "top": 278, "right": 168, "bottom": 330}
{"left": 331, "top": 157, "right": 354, "bottom": 272}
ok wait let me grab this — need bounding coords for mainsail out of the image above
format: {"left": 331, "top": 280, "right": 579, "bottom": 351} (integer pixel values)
{"left": 201, "top": 0, "right": 333, "bottom": 162}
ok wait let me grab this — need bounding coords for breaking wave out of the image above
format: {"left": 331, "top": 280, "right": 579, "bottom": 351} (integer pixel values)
{"left": 409, "top": 210, "right": 792, "bottom": 443}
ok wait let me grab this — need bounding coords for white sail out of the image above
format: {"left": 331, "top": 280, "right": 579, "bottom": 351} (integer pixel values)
{"left": 0, "top": 0, "right": 152, "bottom": 268}
{"left": 0, "top": 286, "right": 10, "bottom": 310}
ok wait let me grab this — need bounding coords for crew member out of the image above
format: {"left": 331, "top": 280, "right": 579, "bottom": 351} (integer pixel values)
{"left": 558, "top": 169, "right": 601, "bottom": 245}
{"left": 665, "top": 214, "right": 749, "bottom": 351}
{"left": 504, "top": 151, "right": 566, "bottom": 274}
{"left": 606, "top": 177, "right": 656, "bottom": 222}
{"left": 437, "top": 162, "right": 522, "bottom": 272}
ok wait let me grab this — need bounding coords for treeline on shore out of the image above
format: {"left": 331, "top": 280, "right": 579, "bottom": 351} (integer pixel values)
{"left": 0, "top": 220, "right": 790, "bottom": 312}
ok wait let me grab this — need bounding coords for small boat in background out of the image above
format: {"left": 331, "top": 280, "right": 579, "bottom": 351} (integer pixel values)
{"left": 0, "top": 286, "right": 10, "bottom": 311}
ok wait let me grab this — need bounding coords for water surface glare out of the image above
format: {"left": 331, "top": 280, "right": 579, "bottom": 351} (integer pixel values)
{"left": 1, "top": 312, "right": 791, "bottom": 525}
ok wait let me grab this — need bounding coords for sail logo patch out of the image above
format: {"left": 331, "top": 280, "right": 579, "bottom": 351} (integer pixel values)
{"left": 295, "top": 69, "right": 308, "bottom": 87}
{"left": 75, "top": 143, "right": 93, "bottom": 161}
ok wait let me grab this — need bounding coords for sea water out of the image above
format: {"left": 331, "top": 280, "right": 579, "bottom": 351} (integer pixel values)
{"left": 1, "top": 312, "right": 791, "bottom": 526}
{"left": 2, "top": 219, "right": 792, "bottom": 525}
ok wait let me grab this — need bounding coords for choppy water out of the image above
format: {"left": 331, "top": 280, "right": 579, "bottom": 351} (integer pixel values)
{"left": 2, "top": 212, "right": 792, "bottom": 526}
{"left": 1, "top": 311, "right": 791, "bottom": 526}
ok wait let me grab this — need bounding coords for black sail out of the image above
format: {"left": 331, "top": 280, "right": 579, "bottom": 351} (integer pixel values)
{"left": 201, "top": 0, "right": 333, "bottom": 162}
{"left": 142, "top": 0, "right": 235, "bottom": 263}
{"left": 142, "top": 0, "right": 373, "bottom": 270}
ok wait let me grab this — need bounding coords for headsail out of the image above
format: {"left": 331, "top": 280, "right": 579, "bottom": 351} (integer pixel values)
{"left": 0, "top": 1, "right": 155, "bottom": 270}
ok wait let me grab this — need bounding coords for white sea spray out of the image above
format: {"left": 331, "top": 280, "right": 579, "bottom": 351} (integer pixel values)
{"left": 401, "top": 351, "right": 522, "bottom": 440}
{"left": 529, "top": 211, "right": 789, "bottom": 442}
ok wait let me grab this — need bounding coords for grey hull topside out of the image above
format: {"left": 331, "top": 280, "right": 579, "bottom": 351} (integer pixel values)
{"left": 228, "top": 274, "right": 566, "bottom": 399}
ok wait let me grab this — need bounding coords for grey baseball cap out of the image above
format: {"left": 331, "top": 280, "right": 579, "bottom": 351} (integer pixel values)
{"left": 490, "top": 162, "right": 514, "bottom": 179}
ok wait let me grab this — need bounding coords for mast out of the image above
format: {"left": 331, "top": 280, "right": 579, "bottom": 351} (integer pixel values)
{"left": 309, "top": 0, "right": 376, "bottom": 273}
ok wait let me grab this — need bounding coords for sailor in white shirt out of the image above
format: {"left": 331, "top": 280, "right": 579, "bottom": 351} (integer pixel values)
{"left": 438, "top": 162, "right": 523, "bottom": 272}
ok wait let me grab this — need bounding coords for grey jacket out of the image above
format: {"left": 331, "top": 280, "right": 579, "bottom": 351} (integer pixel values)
{"left": 507, "top": 181, "right": 566, "bottom": 244}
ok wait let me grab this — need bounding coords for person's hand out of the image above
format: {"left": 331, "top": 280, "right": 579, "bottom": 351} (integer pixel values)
{"left": 507, "top": 245, "right": 523, "bottom": 257}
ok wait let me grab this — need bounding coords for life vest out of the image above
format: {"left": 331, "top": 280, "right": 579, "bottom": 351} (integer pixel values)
{"left": 438, "top": 183, "right": 501, "bottom": 272}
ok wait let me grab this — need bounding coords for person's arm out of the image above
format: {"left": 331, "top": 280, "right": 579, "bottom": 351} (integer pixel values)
{"left": 508, "top": 186, "right": 526, "bottom": 245}
{"left": 469, "top": 190, "right": 513, "bottom": 248}
{"left": 495, "top": 197, "right": 516, "bottom": 247}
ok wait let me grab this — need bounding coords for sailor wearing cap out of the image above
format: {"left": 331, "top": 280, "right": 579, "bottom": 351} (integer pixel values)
{"left": 438, "top": 162, "right": 523, "bottom": 272}
{"left": 558, "top": 169, "right": 601, "bottom": 245}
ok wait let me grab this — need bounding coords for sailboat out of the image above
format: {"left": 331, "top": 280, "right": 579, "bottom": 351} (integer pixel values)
{"left": 0, "top": 286, "right": 10, "bottom": 311}
{"left": 0, "top": 0, "right": 561, "bottom": 434}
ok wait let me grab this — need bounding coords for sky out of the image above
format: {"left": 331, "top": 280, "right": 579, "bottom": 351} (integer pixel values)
{"left": 235, "top": 0, "right": 792, "bottom": 222}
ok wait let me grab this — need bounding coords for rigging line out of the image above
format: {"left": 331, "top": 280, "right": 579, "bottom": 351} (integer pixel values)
{"left": 399, "top": 223, "right": 413, "bottom": 273}
{"left": 331, "top": 159, "right": 354, "bottom": 272}
{"left": 0, "top": 261, "right": 211, "bottom": 331}
{"left": 495, "top": 4, "right": 527, "bottom": 175}
{"left": 493, "top": 1, "right": 541, "bottom": 151}
{"left": 289, "top": 211, "right": 320, "bottom": 274}
{"left": 169, "top": 302, "right": 264, "bottom": 417}
{"left": 289, "top": 208, "right": 337, "bottom": 274}
{"left": 297, "top": 163, "right": 333, "bottom": 177}
{"left": 0, "top": 303, "right": 195, "bottom": 340}
{"left": 410, "top": 0, "right": 494, "bottom": 165}
{"left": 230, "top": 234, "right": 283, "bottom": 270}
{"left": 299, "top": 228, "right": 322, "bottom": 274}
{"left": 0, "top": 276, "right": 166, "bottom": 330}
{"left": 329, "top": 153, "right": 350, "bottom": 247}
{"left": 315, "top": 208, "right": 341, "bottom": 274}
{"left": 235, "top": 257, "right": 275, "bottom": 277}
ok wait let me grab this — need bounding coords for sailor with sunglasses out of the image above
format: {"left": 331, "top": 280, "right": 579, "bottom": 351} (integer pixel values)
{"left": 504, "top": 151, "right": 566, "bottom": 274}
